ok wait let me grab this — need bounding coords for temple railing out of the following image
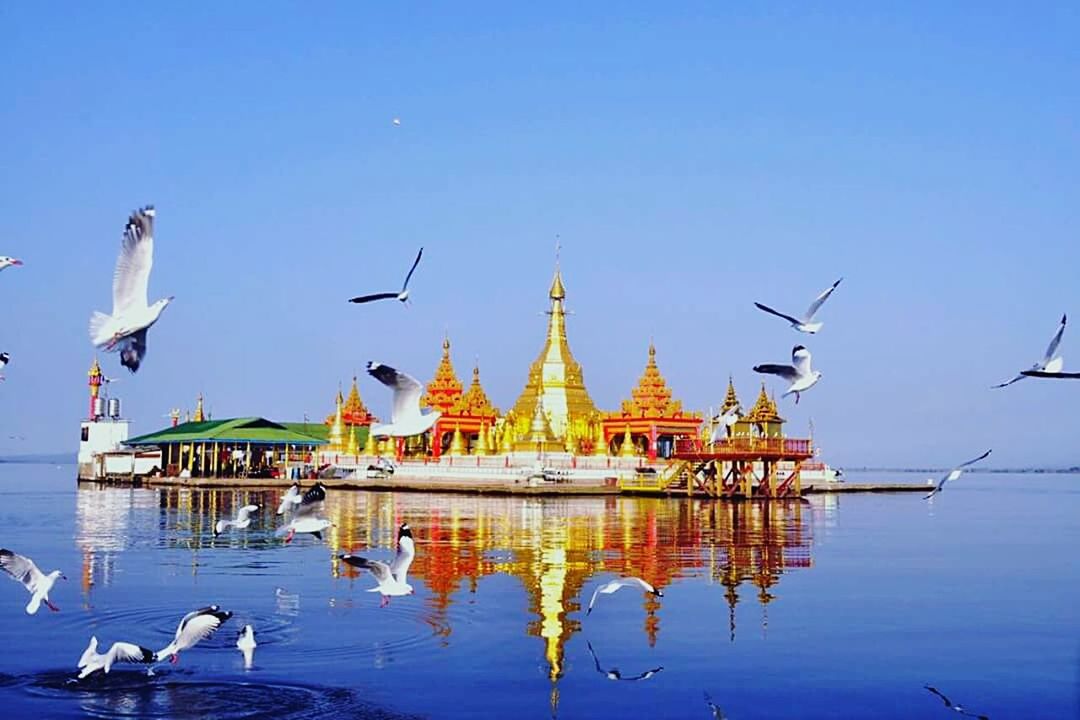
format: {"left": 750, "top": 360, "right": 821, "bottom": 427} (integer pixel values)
{"left": 672, "top": 437, "right": 813, "bottom": 458}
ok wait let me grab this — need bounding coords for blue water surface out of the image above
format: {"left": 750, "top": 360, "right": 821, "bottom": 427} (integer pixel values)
{"left": 0, "top": 465, "right": 1076, "bottom": 719}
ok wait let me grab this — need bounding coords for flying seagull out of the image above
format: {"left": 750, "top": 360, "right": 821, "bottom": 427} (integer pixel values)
{"left": 995, "top": 314, "right": 1068, "bottom": 387}
{"left": 0, "top": 257, "right": 22, "bottom": 272}
{"left": 276, "top": 482, "right": 332, "bottom": 543}
{"left": 89, "top": 206, "right": 174, "bottom": 373}
{"left": 754, "top": 278, "right": 843, "bottom": 334}
{"left": 339, "top": 522, "right": 415, "bottom": 607}
{"left": 753, "top": 345, "right": 822, "bottom": 404}
{"left": 77, "top": 636, "right": 155, "bottom": 679}
{"left": 348, "top": 247, "right": 423, "bottom": 305}
{"left": 366, "top": 362, "right": 441, "bottom": 437}
{"left": 392, "top": 117, "right": 401, "bottom": 127}
{"left": 923, "top": 450, "right": 992, "bottom": 500}
{"left": 155, "top": 605, "right": 233, "bottom": 664}
{"left": 710, "top": 405, "right": 741, "bottom": 443}
{"left": 586, "top": 577, "right": 663, "bottom": 616}
{"left": 237, "top": 624, "right": 256, "bottom": 669}
{"left": 923, "top": 685, "right": 990, "bottom": 719}
{"left": 214, "top": 504, "right": 259, "bottom": 536}
{"left": 586, "top": 640, "right": 663, "bottom": 682}
{"left": 276, "top": 482, "right": 302, "bottom": 515}
{"left": 0, "top": 352, "right": 9, "bottom": 381}
{"left": 0, "top": 548, "right": 65, "bottom": 614}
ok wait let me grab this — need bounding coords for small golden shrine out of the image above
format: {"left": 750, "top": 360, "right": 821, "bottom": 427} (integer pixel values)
{"left": 732, "top": 383, "right": 785, "bottom": 438}
{"left": 325, "top": 377, "right": 377, "bottom": 452}
{"left": 192, "top": 393, "right": 205, "bottom": 423}
{"left": 422, "top": 337, "right": 500, "bottom": 458}
{"left": 602, "top": 343, "right": 702, "bottom": 461}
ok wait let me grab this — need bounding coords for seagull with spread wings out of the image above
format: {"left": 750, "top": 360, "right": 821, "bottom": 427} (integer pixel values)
{"left": 339, "top": 522, "right": 416, "bottom": 607}
{"left": 995, "top": 314, "right": 1069, "bottom": 387}
{"left": 0, "top": 548, "right": 65, "bottom": 614}
{"left": 89, "top": 206, "right": 173, "bottom": 373}
{"left": 754, "top": 278, "right": 842, "bottom": 334}
{"left": 214, "top": 504, "right": 259, "bottom": 536}
{"left": 348, "top": 247, "right": 423, "bottom": 305}
{"left": 154, "top": 605, "right": 233, "bottom": 664}
{"left": 77, "top": 636, "right": 155, "bottom": 679}
{"left": 753, "top": 345, "right": 822, "bottom": 404}
{"left": 923, "top": 685, "right": 990, "bottom": 719}
{"left": 923, "top": 450, "right": 992, "bottom": 500}
{"left": 586, "top": 577, "right": 663, "bottom": 616}
{"left": 366, "top": 361, "right": 441, "bottom": 437}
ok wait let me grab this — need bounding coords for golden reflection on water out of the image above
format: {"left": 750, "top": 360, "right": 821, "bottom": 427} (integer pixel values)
{"left": 77, "top": 485, "right": 813, "bottom": 681}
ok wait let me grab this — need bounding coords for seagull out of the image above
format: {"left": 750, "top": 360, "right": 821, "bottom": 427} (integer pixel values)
{"left": 586, "top": 577, "right": 663, "bottom": 616}
{"left": 753, "top": 345, "right": 822, "bottom": 404}
{"left": 586, "top": 640, "right": 663, "bottom": 682}
{"left": 77, "top": 636, "right": 155, "bottom": 679}
{"left": 754, "top": 278, "right": 842, "bottom": 334}
{"left": 923, "top": 685, "right": 990, "bottom": 719}
{"left": 995, "top": 314, "right": 1068, "bottom": 387}
{"left": 214, "top": 504, "right": 259, "bottom": 536}
{"left": 339, "top": 522, "right": 415, "bottom": 607}
{"left": 89, "top": 206, "right": 174, "bottom": 373}
{"left": 0, "top": 257, "right": 23, "bottom": 272}
{"left": 710, "top": 406, "right": 741, "bottom": 443}
{"left": 348, "top": 247, "right": 423, "bottom": 305}
{"left": 0, "top": 352, "right": 9, "bottom": 381}
{"left": 154, "top": 605, "right": 233, "bottom": 664}
{"left": 392, "top": 117, "right": 401, "bottom": 127}
{"left": 924, "top": 450, "right": 992, "bottom": 500}
{"left": 0, "top": 548, "right": 66, "bottom": 614}
{"left": 366, "top": 362, "right": 441, "bottom": 437}
{"left": 276, "top": 482, "right": 302, "bottom": 515}
{"left": 704, "top": 692, "right": 729, "bottom": 720}
{"left": 276, "top": 483, "right": 332, "bottom": 543}
{"left": 236, "top": 624, "right": 256, "bottom": 668}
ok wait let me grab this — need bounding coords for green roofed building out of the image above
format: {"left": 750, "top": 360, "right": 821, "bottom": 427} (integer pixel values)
{"left": 125, "top": 417, "right": 328, "bottom": 479}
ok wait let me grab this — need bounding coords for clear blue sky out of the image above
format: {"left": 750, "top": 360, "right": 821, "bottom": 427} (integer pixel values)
{"left": 1, "top": 3, "right": 1078, "bottom": 466}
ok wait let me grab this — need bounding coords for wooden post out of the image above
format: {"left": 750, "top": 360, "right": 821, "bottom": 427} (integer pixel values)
{"left": 212, "top": 442, "right": 219, "bottom": 477}
{"left": 199, "top": 442, "right": 206, "bottom": 477}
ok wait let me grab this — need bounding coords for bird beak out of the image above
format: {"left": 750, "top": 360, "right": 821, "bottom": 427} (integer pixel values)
{"left": 61, "top": 575, "right": 68, "bottom": 581}
{"left": 167, "top": 296, "right": 176, "bottom": 302}
{"left": 11, "top": 259, "right": 22, "bottom": 266}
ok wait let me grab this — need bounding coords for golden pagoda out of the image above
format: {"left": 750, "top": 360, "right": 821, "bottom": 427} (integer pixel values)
{"left": 460, "top": 364, "right": 500, "bottom": 416}
{"left": 422, "top": 337, "right": 500, "bottom": 459}
{"left": 340, "top": 376, "right": 376, "bottom": 426}
{"left": 509, "top": 263, "right": 598, "bottom": 442}
{"left": 734, "top": 383, "right": 785, "bottom": 438}
{"left": 721, "top": 376, "right": 741, "bottom": 414}
{"left": 422, "top": 336, "right": 465, "bottom": 414}
{"left": 327, "top": 387, "right": 346, "bottom": 450}
{"left": 192, "top": 393, "right": 205, "bottom": 423}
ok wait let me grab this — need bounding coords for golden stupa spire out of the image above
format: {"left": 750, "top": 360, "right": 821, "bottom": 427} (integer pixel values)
{"left": 475, "top": 423, "right": 489, "bottom": 455}
{"left": 422, "top": 334, "right": 464, "bottom": 413}
{"left": 592, "top": 418, "right": 607, "bottom": 456}
{"left": 721, "top": 375, "right": 740, "bottom": 414}
{"left": 619, "top": 424, "right": 636, "bottom": 457}
{"left": 510, "top": 256, "right": 597, "bottom": 439}
{"left": 345, "top": 424, "right": 359, "bottom": 455}
{"left": 460, "top": 362, "right": 500, "bottom": 416}
{"left": 328, "top": 385, "right": 346, "bottom": 450}
{"left": 620, "top": 343, "right": 686, "bottom": 418}
{"left": 449, "top": 424, "right": 466, "bottom": 456}
{"left": 193, "top": 393, "right": 205, "bottom": 423}
{"left": 363, "top": 427, "right": 377, "bottom": 455}
{"left": 747, "top": 382, "right": 783, "bottom": 423}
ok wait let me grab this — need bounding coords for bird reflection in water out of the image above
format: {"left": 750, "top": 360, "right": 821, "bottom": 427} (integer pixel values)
{"left": 585, "top": 640, "right": 662, "bottom": 682}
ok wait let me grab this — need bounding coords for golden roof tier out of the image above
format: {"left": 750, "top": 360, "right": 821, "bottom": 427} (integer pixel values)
{"left": 460, "top": 364, "right": 500, "bottom": 417}
{"left": 424, "top": 338, "right": 500, "bottom": 459}
{"left": 619, "top": 343, "right": 687, "bottom": 418}
{"left": 325, "top": 377, "right": 377, "bottom": 427}
{"left": 721, "top": 376, "right": 741, "bottom": 414}
{"left": 508, "top": 265, "right": 598, "bottom": 442}
{"left": 421, "top": 336, "right": 464, "bottom": 415}
{"left": 733, "top": 383, "right": 785, "bottom": 439}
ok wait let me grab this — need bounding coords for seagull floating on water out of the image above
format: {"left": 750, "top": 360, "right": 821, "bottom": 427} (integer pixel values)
{"left": 155, "top": 605, "right": 233, "bottom": 664}
{"left": 586, "top": 640, "right": 663, "bottom": 681}
{"left": 215, "top": 504, "right": 259, "bottom": 536}
{"left": 366, "top": 362, "right": 441, "bottom": 437}
{"left": 237, "top": 624, "right": 256, "bottom": 668}
{"left": 753, "top": 345, "right": 822, "bottom": 404}
{"left": 995, "top": 314, "right": 1068, "bottom": 387}
{"left": 348, "top": 247, "right": 423, "bottom": 305}
{"left": 0, "top": 548, "right": 65, "bottom": 614}
{"left": 923, "top": 450, "right": 992, "bottom": 500}
{"left": 754, "top": 278, "right": 842, "bottom": 334}
{"left": 89, "top": 206, "right": 173, "bottom": 373}
{"left": 339, "top": 522, "right": 415, "bottom": 607}
{"left": 923, "top": 685, "right": 990, "bottom": 719}
{"left": 586, "top": 577, "right": 662, "bottom": 616}
{"left": 77, "top": 636, "right": 154, "bottom": 679}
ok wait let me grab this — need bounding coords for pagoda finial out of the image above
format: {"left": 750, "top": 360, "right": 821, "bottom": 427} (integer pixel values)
{"left": 193, "top": 393, "right": 205, "bottom": 423}
{"left": 619, "top": 424, "right": 636, "bottom": 457}
{"left": 549, "top": 242, "right": 566, "bottom": 300}
{"left": 721, "top": 375, "right": 741, "bottom": 414}
{"left": 442, "top": 334, "right": 451, "bottom": 357}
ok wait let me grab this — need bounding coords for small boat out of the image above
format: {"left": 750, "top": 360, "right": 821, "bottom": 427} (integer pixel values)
{"left": 800, "top": 461, "right": 843, "bottom": 483}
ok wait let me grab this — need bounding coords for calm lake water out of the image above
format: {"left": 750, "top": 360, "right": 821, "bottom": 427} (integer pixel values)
{"left": 0, "top": 465, "right": 1076, "bottom": 719}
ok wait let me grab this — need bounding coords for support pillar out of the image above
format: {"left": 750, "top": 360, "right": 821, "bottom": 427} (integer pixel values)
{"left": 396, "top": 437, "right": 405, "bottom": 462}
{"left": 199, "top": 443, "right": 206, "bottom": 477}
{"left": 647, "top": 424, "right": 658, "bottom": 463}
{"left": 212, "top": 442, "right": 219, "bottom": 477}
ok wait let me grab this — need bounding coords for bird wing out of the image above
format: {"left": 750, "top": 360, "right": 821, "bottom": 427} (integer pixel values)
{"left": 175, "top": 610, "right": 230, "bottom": 650}
{"left": 617, "top": 577, "right": 654, "bottom": 593}
{"left": 119, "top": 328, "right": 148, "bottom": 373}
{"left": 390, "top": 536, "right": 415, "bottom": 584}
{"left": 237, "top": 505, "right": 259, "bottom": 523}
{"left": 1021, "top": 370, "right": 1080, "bottom": 379}
{"left": 803, "top": 278, "right": 842, "bottom": 321}
{"left": 991, "top": 374, "right": 1026, "bottom": 389}
{"left": 0, "top": 549, "right": 44, "bottom": 592}
{"left": 367, "top": 362, "right": 424, "bottom": 425}
{"left": 753, "top": 364, "right": 798, "bottom": 381}
{"left": 791, "top": 345, "right": 812, "bottom": 377}
{"left": 340, "top": 555, "right": 393, "bottom": 584}
{"left": 78, "top": 637, "right": 100, "bottom": 669}
{"left": 348, "top": 292, "right": 399, "bottom": 304}
{"left": 624, "top": 667, "right": 664, "bottom": 681}
{"left": 956, "top": 449, "right": 992, "bottom": 470}
{"left": 586, "top": 641, "right": 604, "bottom": 674}
{"left": 400, "top": 247, "right": 423, "bottom": 292}
{"left": 924, "top": 685, "right": 953, "bottom": 707}
{"left": 112, "top": 207, "right": 155, "bottom": 316}
{"left": 108, "top": 642, "right": 154, "bottom": 665}
{"left": 586, "top": 585, "right": 604, "bottom": 614}
{"left": 1042, "top": 314, "right": 1067, "bottom": 365}
{"left": 753, "top": 302, "right": 802, "bottom": 326}
{"left": 300, "top": 483, "right": 326, "bottom": 506}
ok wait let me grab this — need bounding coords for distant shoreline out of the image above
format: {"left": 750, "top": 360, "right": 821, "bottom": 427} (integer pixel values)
{"left": 843, "top": 467, "right": 1080, "bottom": 475}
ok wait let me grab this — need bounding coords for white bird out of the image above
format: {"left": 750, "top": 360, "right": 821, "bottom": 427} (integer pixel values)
{"left": 0, "top": 352, "right": 9, "bottom": 381}
{"left": 0, "top": 257, "right": 23, "bottom": 272}
{"left": 236, "top": 624, "right": 256, "bottom": 668}
{"left": 339, "top": 522, "right": 415, "bottom": 607}
{"left": 155, "top": 605, "right": 233, "bottom": 664}
{"left": 276, "top": 482, "right": 302, "bottom": 515}
{"left": 89, "top": 206, "right": 174, "bottom": 373}
{"left": 348, "top": 247, "right": 423, "bottom": 305}
{"left": 753, "top": 345, "right": 822, "bottom": 404}
{"left": 214, "top": 504, "right": 259, "bottom": 536}
{"left": 995, "top": 314, "right": 1068, "bottom": 387}
{"left": 586, "top": 576, "right": 663, "bottom": 616}
{"left": 77, "top": 636, "right": 154, "bottom": 679}
{"left": 0, "top": 548, "right": 65, "bottom": 614}
{"left": 275, "top": 482, "right": 332, "bottom": 543}
{"left": 924, "top": 450, "right": 992, "bottom": 500}
{"left": 710, "top": 406, "right": 741, "bottom": 443}
{"left": 754, "top": 278, "right": 843, "bottom": 334}
{"left": 392, "top": 117, "right": 401, "bottom": 127}
{"left": 366, "top": 362, "right": 441, "bottom": 437}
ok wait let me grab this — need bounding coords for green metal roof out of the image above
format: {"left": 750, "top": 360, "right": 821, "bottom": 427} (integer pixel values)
{"left": 125, "top": 417, "right": 328, "bottom": 446}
